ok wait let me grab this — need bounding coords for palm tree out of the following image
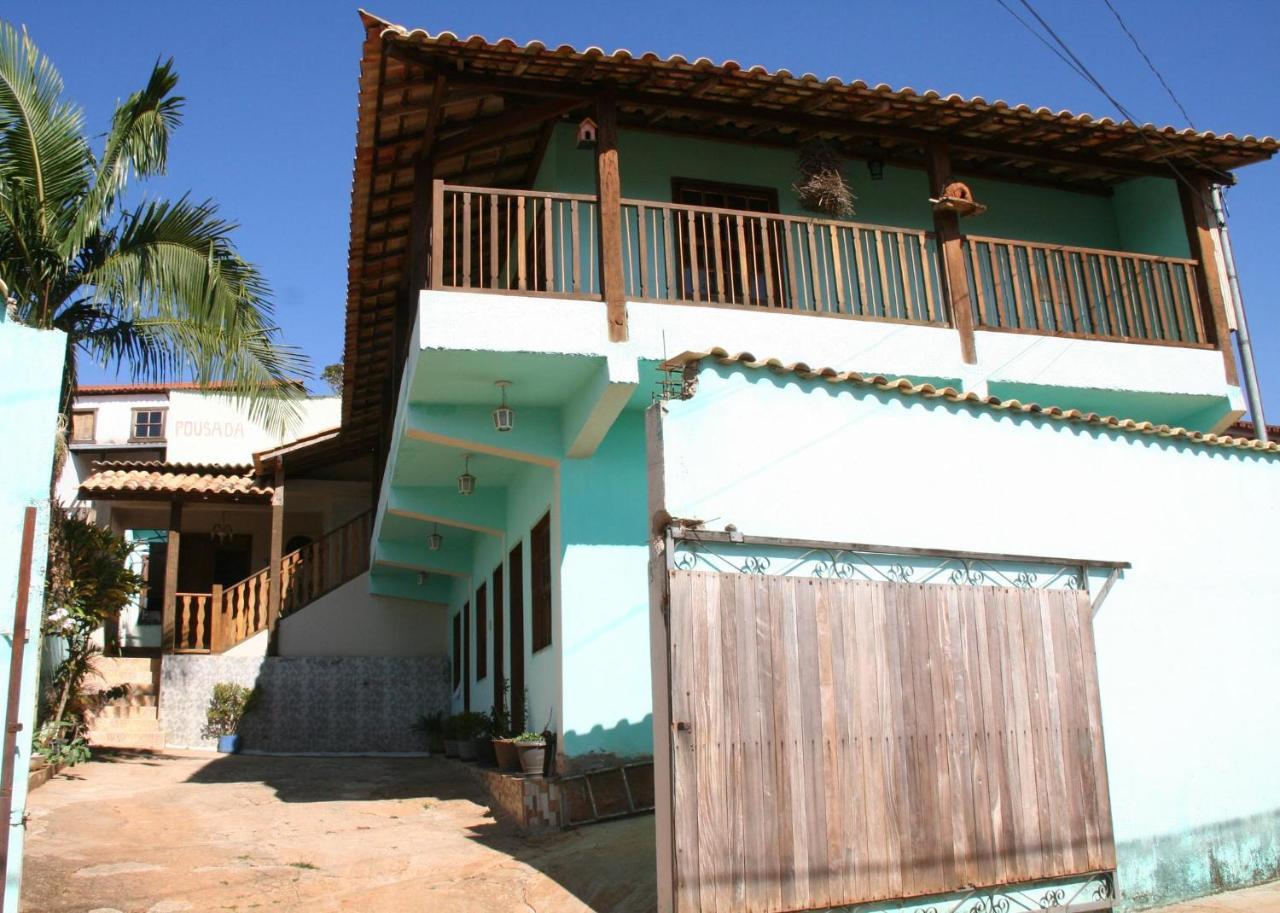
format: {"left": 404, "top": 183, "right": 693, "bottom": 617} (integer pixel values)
{"left": 0, "top": 21, "right": 308, "bottom": 435}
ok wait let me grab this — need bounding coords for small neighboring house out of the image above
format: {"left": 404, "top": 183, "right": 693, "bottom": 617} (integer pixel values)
{"left": 68, "top": 12, "right": 1280, "bottom": 913}
{"left": 0, "top": 313, "right": 65, "bottom": 911}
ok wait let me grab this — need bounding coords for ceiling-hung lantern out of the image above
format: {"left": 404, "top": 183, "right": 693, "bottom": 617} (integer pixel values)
{"left": 427, "top": 523, "right": 443, "bottom": 552}
{"left": 866, "top": 141, "right": 886, "bottom": 182}
{"left": 457, "top": 454, "right": 476, "bottom": 496}
{"left": 492, "top": 380, "right": 514, "bottom": 433}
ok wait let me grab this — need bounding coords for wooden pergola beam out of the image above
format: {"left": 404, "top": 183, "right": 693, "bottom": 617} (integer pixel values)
{"left": 432, "top": 96, "right": 586, "bottom": 162}
{"left": 382, "top": 48, "right": 1228, "bottom": 182}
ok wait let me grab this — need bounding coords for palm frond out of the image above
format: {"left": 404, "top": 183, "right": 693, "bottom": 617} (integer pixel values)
{"left": 63, "top": 58, "right": 183, "bottom": 259}
{"left": 0, "top": 21, "right": 91, "bottom": 270}
{"left": 82, "top": 195, "right": 311, "bottom": 433}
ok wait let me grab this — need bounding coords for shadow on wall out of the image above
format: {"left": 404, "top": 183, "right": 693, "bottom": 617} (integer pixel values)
{"left": 180, "top": 752, "right": 658, "bottom": 912}
{"left": 562, "top": 713, "right": 654, "bottom": 761}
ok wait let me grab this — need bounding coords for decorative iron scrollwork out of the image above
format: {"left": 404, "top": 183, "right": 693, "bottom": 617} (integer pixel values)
{"left": 1039, "top": 887, "right": 1066, "bottom": 908}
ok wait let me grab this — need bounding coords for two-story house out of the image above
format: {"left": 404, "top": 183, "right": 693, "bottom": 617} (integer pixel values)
{"left": 326, "top": 12, "right": 1280, "bottom": 913}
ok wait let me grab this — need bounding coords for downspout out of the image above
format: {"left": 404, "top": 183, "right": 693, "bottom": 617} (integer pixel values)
{"left": 0, "top": 507, "right": 37, "bottom": 913}
{"left": 1212, "top": 187, "right": 1269, "bottom": 442}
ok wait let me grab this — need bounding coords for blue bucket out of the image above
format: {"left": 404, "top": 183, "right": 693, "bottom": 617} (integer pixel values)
{"left": 217, "top": 734, "right": 241, "bottom": 754}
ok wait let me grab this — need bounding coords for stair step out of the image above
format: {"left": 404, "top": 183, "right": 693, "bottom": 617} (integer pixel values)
{"left": 91, "top": 705, "right": 158, "bottom": 721}
{"left": 87, "top": 716, "right": 164, "bottom": 734}
{"left": 87, "top": 731, "right": 166, "bottom": 750}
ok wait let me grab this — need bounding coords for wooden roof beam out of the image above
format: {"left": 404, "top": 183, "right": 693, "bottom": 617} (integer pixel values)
{"left": 432, "top": 95, "right": 586, "bottom": 161}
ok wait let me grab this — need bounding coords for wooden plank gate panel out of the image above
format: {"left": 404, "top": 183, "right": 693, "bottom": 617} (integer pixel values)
{"left": 666, "top": 571, "right": 1115, "bottom": 913}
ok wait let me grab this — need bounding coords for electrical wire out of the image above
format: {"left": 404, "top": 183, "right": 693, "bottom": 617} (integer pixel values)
{"left": 1100, "top": 0, "right": 1197, "bottom": 130}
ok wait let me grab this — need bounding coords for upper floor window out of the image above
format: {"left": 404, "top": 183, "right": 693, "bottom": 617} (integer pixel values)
{"left": 131, "top": 408, "right": 165, "bottom": 441}
{"left": 70, "top": 409, "right": 97, "bottom": 443}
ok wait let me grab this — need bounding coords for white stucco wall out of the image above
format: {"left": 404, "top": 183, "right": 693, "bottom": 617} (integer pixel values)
{"left": 279, "top": 571, "right": 449, "bottom": 657}
{"left": 166, "top": 392, "right": 339, "bottom": 464}
{"left": 419, "top": 291, "right": 1237, "bottom": 406}
{"left": 654, "top": 363, "right": 1280, "bottom": 907}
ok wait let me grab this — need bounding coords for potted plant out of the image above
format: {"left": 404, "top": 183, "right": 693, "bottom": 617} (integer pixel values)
{"left": 203, "top": 682, "right": 258, "bottom": 754}
{"left": 452, "top": 711, "right": 488, "bottom": 761}
{"left": 488, "top": 680, "right": 520, "bottom": 771}
{"left": 411, "top": 711, "right": 446, "bottom": 755}
{"left": 512, "top": 731, "right": 547, "bottom": 776}
{"left": 442, "top": 714, "right": 462, "bottom": 759}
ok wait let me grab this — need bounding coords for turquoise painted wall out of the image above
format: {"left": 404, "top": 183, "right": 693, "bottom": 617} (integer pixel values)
{"left": 534, "top": 123, "right": 1188, "bottom": 256}
{"left": 558, "top": 411, "right": 652, "bottom": 761}
{"left": 0, "top": 319, "right": 65, "bottom": 910}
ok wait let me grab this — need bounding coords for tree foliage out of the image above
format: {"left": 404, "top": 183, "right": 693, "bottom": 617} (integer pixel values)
{"left": 0, "top": 21, "right": 308, "bottom": 431}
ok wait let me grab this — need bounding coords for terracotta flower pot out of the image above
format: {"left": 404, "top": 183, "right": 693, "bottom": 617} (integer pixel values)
{"left": 457, "top": 738, "right": 478, "bottom": 761}
{"left": 493, "top": 738, "right": 520, "bottom": 771}
{"left": 516, "top": 740, "right": 546, "bottom": 776}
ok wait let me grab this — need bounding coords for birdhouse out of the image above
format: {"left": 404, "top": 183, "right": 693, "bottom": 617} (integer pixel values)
{"left": 929, "top": 179, "right": 987, "bottom": 217}
{"left": 576, "top": 117, "right": 598, "bottom": 150}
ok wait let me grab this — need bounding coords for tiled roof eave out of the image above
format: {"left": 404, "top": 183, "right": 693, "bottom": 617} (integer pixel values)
{"left": 666, "top": 348, "right": 1280, "bottom": 457}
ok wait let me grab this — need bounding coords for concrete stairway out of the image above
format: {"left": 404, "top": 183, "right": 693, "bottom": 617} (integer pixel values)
{"left": 84, "top": 657, "right": 166, "bottom": 750}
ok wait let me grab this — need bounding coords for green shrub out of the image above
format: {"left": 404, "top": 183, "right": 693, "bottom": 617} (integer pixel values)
{"left": 202, "top": 683, "right": 258, "bottom": 738}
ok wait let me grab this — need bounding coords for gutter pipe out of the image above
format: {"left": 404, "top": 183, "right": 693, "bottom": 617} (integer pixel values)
{"left": 1212, "top": 186, "right": 1269, "bottom": 442}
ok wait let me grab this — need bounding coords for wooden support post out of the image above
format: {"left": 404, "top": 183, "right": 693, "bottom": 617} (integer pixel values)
{"left": 210, "top": 583, "right": 223, "bottom": 654}
{"left": 161, "top": 499, "right": 182, "bottom": 653}
{"left": 926, "top": 141, "right": 978, "bottom": 364}
{"left": 1179, "top": 176, "right": 1238, "bottom": 385}
{"left": 266, "top": 459, "right": 285, "bottom": 656}
{"left": 595, "top": 88, "right": 628, "bottom": 342}
{"left": 430, "top": 178, "right": 445, "bottom": 291}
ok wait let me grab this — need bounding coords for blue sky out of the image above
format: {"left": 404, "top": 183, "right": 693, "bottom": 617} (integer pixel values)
{"left": 13, "top": 1, "right": 1279, "bottom": 417}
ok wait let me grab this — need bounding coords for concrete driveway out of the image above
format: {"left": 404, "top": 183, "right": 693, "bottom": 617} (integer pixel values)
{"left": 21, "top": 750, "right": 656, "bottom": 913}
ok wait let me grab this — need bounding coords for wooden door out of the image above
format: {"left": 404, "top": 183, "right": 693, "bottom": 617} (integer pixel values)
{"left": 663, "top": 572, "right": 1115, "bottom": 913}
{"left": 672, "top": 179, "right": 780, "bottom": 305}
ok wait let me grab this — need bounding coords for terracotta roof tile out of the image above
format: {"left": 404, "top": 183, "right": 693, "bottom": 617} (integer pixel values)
{"left": 665, "top": 348, "right": 1280, "bottom": 457}
{"left": 79, "top": 462, "right": 272, "bottom": 501}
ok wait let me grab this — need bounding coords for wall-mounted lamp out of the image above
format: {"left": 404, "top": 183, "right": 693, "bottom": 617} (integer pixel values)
{"left": 457, "top": 454, "right": 476, "bottom": 496}
{"left": 427, "top": 523, "right": 443, "bottom": 552}
{"left": 417, "top": 571, "right": 428, "bottom": 587}
{"left": 866, "top": 142, "right": 885, "bottom": 182}
{"left": 492, "top": 380, "right": 514, "bottom": 432}
{"left": 576, "top": 116, "right": 598, "bottom": 150}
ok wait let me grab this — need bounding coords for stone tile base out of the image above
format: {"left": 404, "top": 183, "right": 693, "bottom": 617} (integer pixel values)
{"left": 465, "top": 764, "right": 564, "bottom": 832}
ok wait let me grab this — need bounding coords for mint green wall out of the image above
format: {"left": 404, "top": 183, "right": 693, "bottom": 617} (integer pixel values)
{"left": 534, "top": 124, "right": 1187, "bottom": 256}
{"left": 0, "top": 320, "right": 65, "bottom": 910}
{"left": 558, "top": 411, "right": 652, "bottom": 760}
{"left": 448, "top": 462, "right": 558, "bottom": 735}
{"left": 1112, "top": 177, "right": 1192, "bottom": 258}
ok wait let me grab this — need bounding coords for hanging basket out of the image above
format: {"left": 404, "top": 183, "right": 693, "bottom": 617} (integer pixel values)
{"left": 793, "top": 141, "right": 856, "bottom": 217}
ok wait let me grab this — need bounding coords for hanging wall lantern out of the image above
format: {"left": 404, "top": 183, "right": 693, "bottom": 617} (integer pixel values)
{"left": 492, "top": 380, "right": 514, "bottom": 432}
{"left": 866, "top": 141, "right": 886, "bottom": 182}
{"left": 212, "top": 512, "right": 235, "bottom": 545}
{"left": 457, "top": 454, "right": 476, "bottom": 496}
{"left": 427, "top": 523, "right": 443, "bottom": 552}
{"left": 576, "top": 116, "right": 598, "bottom": 150}
{"left": 417, "top": 571, "right": 428, "bottom": 587}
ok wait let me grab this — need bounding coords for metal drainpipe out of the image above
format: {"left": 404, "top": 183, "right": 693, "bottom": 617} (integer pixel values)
{"left": 1212, "top": 186, "right": 1269, "bottom": 442}
{"left": 0, "top": 507, "right": 38, "bottom": 913}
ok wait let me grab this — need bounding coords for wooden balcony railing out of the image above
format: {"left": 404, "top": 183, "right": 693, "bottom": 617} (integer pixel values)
{"left": 428, "top": 180, "right": 1215, "bottom": 350}
{"left": 280, "top": 510, "right": 373, "bottom": 616}
{"left": 167, "top": 510, "right": 374, "bottom": 655}
{"left": 964, "top": 235, "right": 1209, "bottom": 345}
{"left": 619, "top": 200, "right": 945, "bottom": 323}
{"left": 173, "top": 593, "right": 213, "bottom": 653}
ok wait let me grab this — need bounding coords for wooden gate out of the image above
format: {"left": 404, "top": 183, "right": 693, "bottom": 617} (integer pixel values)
{"left": 663, "top": 570, "right": 1116, "bottom": 913}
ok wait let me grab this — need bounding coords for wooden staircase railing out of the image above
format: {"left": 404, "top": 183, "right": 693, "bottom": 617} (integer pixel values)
{"left": 169, "top": 509, "right": 374, "bottom": 654}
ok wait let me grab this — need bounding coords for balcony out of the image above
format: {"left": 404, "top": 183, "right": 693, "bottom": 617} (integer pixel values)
{"left": 429, "top": 181, "right": 1213, "bottom": 350}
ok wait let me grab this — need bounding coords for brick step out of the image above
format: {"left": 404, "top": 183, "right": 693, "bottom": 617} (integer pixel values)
{"left": 86, "top": 730, "right": 166, "bottom": 751}
{"left": 87, "top": 716, "right": 164, "bottom": 734}
{"left": 89, "top": 657, "right": 161, "bottom": 690}
{"left": 90, "top": 704, "right": 158, "bottom": 721}
{"left": 89, "top": 691, "right": 158, "bottom": 707}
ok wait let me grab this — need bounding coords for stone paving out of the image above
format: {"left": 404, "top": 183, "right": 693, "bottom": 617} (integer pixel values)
{"left": 21, "top": 750, "right": 656, "bottom": 913}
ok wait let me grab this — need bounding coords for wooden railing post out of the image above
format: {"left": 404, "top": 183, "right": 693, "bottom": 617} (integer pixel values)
{"left": 161, "top": 499, "right": 182, "bottom": 653}
{"left": 926, "top": 142, "right": 978, "bottom": 364}
{"left": 210, "top": 584, "right": 223, "bottom": 654}
{"left": 430, "top": 178, "right": 445, "bottom": 291}
{"left": 266, "top": 458, "right": 285, "bottom": 656}
{"left": 1179, "top": 176, "right": 1238, "bottom": 385}
{"left": 595, "top": 89, "right": 628, "bottom": 341}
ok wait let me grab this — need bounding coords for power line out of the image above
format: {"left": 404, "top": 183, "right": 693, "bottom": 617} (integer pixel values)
{"left": 992, "top": 0, "right": 1091, "bottom": 85}
{"left": 1100, "top": 0, "right": 1198, "bottom": 130}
